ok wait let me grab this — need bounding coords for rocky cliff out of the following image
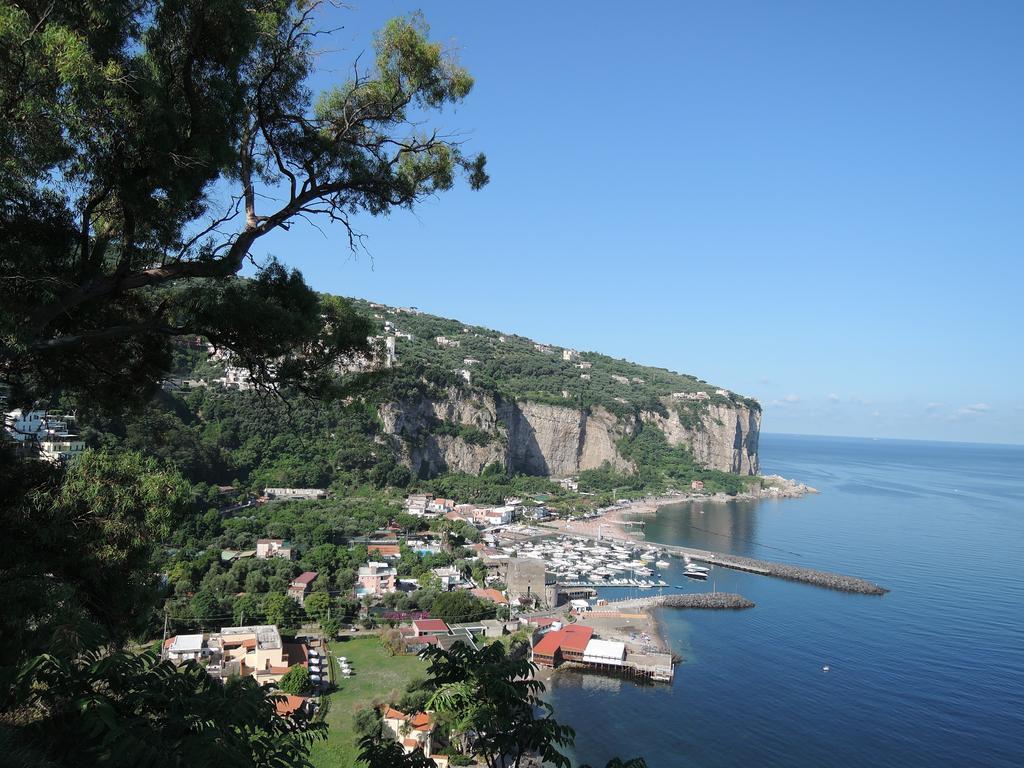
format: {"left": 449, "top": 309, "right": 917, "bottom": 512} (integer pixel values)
{"left": 641, "top": 400, "right": 760, "bottom": 475}
{"left": 378, "top": 388, "right": 760, "bottom": 478}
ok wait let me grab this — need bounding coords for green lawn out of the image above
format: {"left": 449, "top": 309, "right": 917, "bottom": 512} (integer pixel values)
{"left": 309, "top": 636, "right": 426, "bottom": 768}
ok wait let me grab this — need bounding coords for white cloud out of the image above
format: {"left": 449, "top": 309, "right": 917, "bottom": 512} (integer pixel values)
{"left": 925, "top": 402, "right": 944, "bottom": 411}
{"left": 871, "top": 410, "right": 881, "bottom": 417}
{"left": 783, "top": 394, "right": 800, "bottom": 403}
{"left": 827, "top": 393, "right": 840, "bottom": 403}
{"left": 960, "top": 403, "right": 991, "bottom": 414}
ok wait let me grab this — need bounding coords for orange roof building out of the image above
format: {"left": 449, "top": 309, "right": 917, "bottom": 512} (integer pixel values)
{"left": 531, "top": 624, "right": 593, "bottom": 668}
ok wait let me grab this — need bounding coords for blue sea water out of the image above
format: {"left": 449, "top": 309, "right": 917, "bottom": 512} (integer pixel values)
{"left": 547, "top": 434, "right": 1024, "bottom": 768}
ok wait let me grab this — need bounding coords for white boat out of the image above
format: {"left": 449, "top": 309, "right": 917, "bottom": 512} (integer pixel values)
{"left": 655, "top": 560, "right": 671, "bottom": 569}
{"left": 685, "top": 564, "right": 711, "bottom": 573}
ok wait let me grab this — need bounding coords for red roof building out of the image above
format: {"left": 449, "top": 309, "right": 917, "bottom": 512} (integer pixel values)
{"left": 531, "top": 624, "right": 593, "bottom": 668}
{"left": 411, "top": 619, "right": 449, "bottom": 636}
{"left": 287, "top": 571, "right": 318, "bottom": 606}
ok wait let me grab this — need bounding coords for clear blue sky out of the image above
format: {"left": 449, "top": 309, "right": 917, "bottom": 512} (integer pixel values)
{"left": 256, "top": 1, "right": 1023, "bottom": 444}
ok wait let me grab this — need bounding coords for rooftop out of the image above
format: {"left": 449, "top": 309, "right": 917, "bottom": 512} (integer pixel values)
{"left": 219, "top": 625, "right": 282, "bottom": 651}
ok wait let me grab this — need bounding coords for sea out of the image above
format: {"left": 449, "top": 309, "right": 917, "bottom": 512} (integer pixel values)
{"left": 547, "top": 433, "right": 1024, "bottom": 768}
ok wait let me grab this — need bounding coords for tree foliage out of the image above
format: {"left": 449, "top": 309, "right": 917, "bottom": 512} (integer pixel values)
{"left": 0, "top": 1, "right": 486, "bottom": 409}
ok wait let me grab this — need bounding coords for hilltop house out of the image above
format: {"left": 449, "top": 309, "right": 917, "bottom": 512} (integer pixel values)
{"left": 264, "top": 487, "right": 327, "bottom": 501}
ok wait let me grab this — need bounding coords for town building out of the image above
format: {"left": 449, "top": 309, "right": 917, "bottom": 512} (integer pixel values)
{"left": 473, "top": 505, "right": 514, "bottom": 527}
{"left": 256, "top": 539, "right": 294, "bottom": 560}
{"left": 287, "top": 572, "right": 318, "bottom": 605}
{"left": 4, "top": 408, "right": 85, "bottom": 463}
{"left": 163, "top": 625, "right": 306, "bottom": 686}
{"left": 690, "top": 480, "right": 705, "bottom": 491}
{"left": 356, "top": 562, "right": 398, "bottom": 597}
{"left": 504, "top": 557, "right": 558, "bottom": 608}
{"left": 562, "top": 349, "right": 580, "bottom": 361}
{"left": 411, "top": 618, "right": 450, "bottom": 637}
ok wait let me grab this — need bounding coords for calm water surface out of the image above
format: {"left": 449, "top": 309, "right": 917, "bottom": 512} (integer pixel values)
{"left": 547, "top": 434, "right": 1024, "bottom": 767}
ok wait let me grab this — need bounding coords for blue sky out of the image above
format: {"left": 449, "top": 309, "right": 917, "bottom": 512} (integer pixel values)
{"left": 256, "top": 1, "right": 1023, "bottom": 444}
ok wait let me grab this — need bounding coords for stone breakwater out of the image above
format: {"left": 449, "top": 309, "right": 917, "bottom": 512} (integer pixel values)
{"left": 679, "top": 548, "right": 889, "bottom": 595}
{"left": 659, "top": 593, "right": 756, "bottom": 609}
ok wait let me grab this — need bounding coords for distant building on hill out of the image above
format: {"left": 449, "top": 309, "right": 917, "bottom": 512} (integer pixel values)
{"left": 264, "top": 487, "right": 327, "bottom": 501}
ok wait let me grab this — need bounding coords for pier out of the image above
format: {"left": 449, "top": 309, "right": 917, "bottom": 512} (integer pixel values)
{"left": 561, "top": 531, "right": 888, "bottom": 595}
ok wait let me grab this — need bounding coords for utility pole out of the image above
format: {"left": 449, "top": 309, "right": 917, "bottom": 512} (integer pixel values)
{"left": 161, "top": 603, "right": 169, "bottom": 649}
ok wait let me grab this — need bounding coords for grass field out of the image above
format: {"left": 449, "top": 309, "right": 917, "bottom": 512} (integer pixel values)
{"left": 308, "top": 635, "right": 426, "bottom": 768}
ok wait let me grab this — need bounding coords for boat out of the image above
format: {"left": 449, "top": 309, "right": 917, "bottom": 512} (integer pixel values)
{"left": 683, "top": 570, "right": 708, "bottom": 580}
{"left": 685, "top": 564, "right": 711, "bottom": 573}
{"left": 655, "top": 560, "right": 671, "bottom": 569}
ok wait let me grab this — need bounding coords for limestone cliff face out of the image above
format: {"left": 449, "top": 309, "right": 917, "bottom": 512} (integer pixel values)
{"left": 498, "top": 402, "right": 632, "bottom": 477}
{"left": 379, "top": 390, "right": 759, "bottom": 478}
{"left": 641, "top": 400, "right": 761, "bottom": 475}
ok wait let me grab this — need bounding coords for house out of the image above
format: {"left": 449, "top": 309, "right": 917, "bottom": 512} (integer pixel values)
{"left": 165, "top": 633, "right": 206, "bottom": 663}
{"left": 264, "top": 487, "right": 327, "bottom": 501}
{"left": 432, "top": 566, "right": 464, "bottom": 592}
{"left": 404, "top": 494, "right": 433, "bottom": 516}
{"left": 288, "top": 572, "right": 318, "bottom": 605}
{"left": 356, "top": 562, "right": 398, "bottom": 597}
{"left": 562, "top": 349, "right": 580, "bottom": 361}
{"left": 256, "top": 539, "right": 294, "bottom": 560}
{"left": 411, "top": 618, "right": 449, "bottom": 637}
{"left": 531, "top": 624, "right": 593, "bottom": 668}
{"left": 690, "top": 480, "right": 705, "bottom": 491}
{"left": 163, "top": 625, "right": 305, "bottom": 686}
{"left": 5, "top": 408, "right": 85, "bottom": 463}
{"left": 554, "top": 477, "right": 579, "bottom": 492}
{"left": 672, "top": 391, "right": 710, "bottom": 401}
{"left": 428, "top": 498, "right": 456, "bottom": 515}
{"left": 367, "top": 543, "right": 401, "bottom": 560}
{"left": 435, "top": 336, "right": 460, "bottom": 348}
{"left": 610, "top": 374, "right": 630, "bottom": 385}
{"left": 470, "top": 588, "right": 508, "bottom": 606}
{"left": 473, "top": 505, "right": 514, "bottom": 527}
{"left": 382, "top": 708, "right": 437, "bottom": 759}
{"left": 214, "top": 625, "right": 294, "bottom": 685}
{"left": 274, "top": 694, "right": 313, "bottom": 718}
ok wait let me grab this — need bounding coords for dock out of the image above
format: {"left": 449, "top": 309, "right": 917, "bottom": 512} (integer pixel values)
{"left": 561, "top": 532, "right": 888, "bottom": 595}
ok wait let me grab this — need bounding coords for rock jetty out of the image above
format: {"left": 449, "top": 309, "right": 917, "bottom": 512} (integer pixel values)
{"left": 659, "top": 593, "right": 755, "bottom": 610}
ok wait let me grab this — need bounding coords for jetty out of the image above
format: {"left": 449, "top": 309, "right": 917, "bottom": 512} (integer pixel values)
{"left": 562, "top": 531, "right": 888, "bottom": 595}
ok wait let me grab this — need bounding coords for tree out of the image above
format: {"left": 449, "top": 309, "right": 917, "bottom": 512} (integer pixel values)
{"left": 262, "top": 592, "right": 297, "bottom": 627}
{"left": 430, "top": 590, "right": 493, "bottom": 624}
{"left": 0, "top": 449, "right": 190, "bottom": 661}
{"left": 4, "top": 647, "right": 324, "bottom": 768}
{"left": 424, "top": 643, "right": 573, "bottom": 768}
{"left": 303, "top": 591, "right": 331, "bottom": 625}
{"left": 278, "top": 664, "right": 311, "bottom": 696}
{"left": 1, "top": 3, "right": 487, "bottom": 409}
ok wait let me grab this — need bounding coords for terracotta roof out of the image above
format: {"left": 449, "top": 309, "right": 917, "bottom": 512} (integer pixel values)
{"left": 290, "top": 571, "right": 318, "bottom": 586}
{"left": 384, "top": 709, "right": 434, "bottom": 732}
{"left": 368, "top": 544, "right": 401, "bottom": 556}
{"left": 471, "top": 588, "right": 508, "bottom": 605}
{"left": 403, "top": 738, "right": 420, "bottom": 749}
{"left": 163, "top": 636, "right": 176, "bottom": 649}
{"left": 532, "top": 624, "right": 593, "bottom": 657}
{"left": 532, "top": 631, "right": 563, "bottom": 658}
{"left": 274, "top": 694, "right": 308, "bottom": 716}
{"left": 412, "top": 618, "right": 449, "bottom": 633}
{"left": 560, "top": 624, "right": 593, "bottom": 653}
{"left": 527, "top": 617, "right": 558, "bottom": 627}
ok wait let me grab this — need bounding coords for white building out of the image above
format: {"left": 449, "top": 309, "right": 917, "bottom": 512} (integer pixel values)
{"left": 264, "top": 487, "right": 328, "bottom": 500}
